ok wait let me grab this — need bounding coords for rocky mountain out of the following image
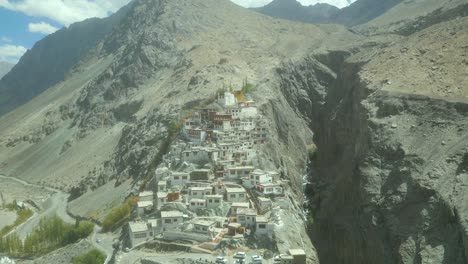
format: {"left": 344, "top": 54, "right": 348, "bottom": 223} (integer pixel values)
{"left": 0, "top": 0, "right": 467, "bottom": 263}
{"left": 0, "top": 1, "right": 133, "bottom": 116}
{"left": 252, "top": 0, "right": 339, "bottom": 24}
{"left": 0, "top": 62, "right": 13, "bottom": 79}
{"left": 253, "top": 0, "right": 402, "bottom": 25}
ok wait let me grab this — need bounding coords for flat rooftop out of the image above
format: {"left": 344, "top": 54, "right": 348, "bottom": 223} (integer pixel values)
{"left": 157, "top": 192, "right": 168, "bottom": 198}
{"left": 237, "top": 208, "right": 256, "bottom": 215}
{"left": 139, "top": 191, "right": 153, "bottom": 197}
{"left": 226, "top": 187, "right": 246, "bottom": 193}
{"left": 190, "top": 187, "right": 210, "bottom": 191}
{"left": 193, "top": 220, "right": 216, "bottom": 226}
{"left": 231, "top": 202, "right": 249, "bottom": 207}
{"left": 137, "top": 201, "right": 153, "bottom": 207}
{"left": 206, "top": 195, "right": 223, "bottom": 199}
{"left": 190, "top": 198, "right": 206, "bottom": 203}
{"left": 289, "top": 249, "right": 306, "bottom": 256}
{"left": 129, "top": 222, "right": 148, "bottom": 233}
{"left": 161, "top": 211, "right": 184, "bottom": 218}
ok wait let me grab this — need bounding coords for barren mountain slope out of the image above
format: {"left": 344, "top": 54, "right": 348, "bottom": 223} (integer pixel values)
{"left": 0, "top": 2, "right": 132, "bottom": 116}
{"left": 353, "top": 0, "right": 468, "bottom": 35}
{"left": 0, "top": 62, "right": 13, "bottom": 79}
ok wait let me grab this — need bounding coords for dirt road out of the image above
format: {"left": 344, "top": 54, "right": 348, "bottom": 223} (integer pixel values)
{"left": 0, "top": 174, "right": 75, "bottom": 239}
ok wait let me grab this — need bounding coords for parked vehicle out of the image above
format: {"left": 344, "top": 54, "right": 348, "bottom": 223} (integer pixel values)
{"left": 234, "top": 252, "right": 246, "bottom": 259}
{"left": 250, "top": 255, "right": 263, "bottom": 263}
{"left": 215, "top": 256, "right": 228, "bottom": 264}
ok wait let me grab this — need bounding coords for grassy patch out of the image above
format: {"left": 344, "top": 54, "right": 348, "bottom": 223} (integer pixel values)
{"left": 72, "top": 249, "right": 106, "bottom": 264}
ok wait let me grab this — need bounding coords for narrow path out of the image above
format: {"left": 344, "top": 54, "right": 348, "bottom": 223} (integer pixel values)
{"left": 0, "top": 174, "right": 75, "bottom": 239}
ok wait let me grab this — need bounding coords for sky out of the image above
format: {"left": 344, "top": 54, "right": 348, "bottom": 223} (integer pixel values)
{"left": 0, "top": 0, "right": 353, "bottom": 64}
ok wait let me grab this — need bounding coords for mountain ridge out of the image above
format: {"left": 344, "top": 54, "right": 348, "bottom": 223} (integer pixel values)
{"left": 253, "top": 0, "right": 402, "bottom": 25}
{"left": 0, "top": 1, "right": 134, "bottom": 117}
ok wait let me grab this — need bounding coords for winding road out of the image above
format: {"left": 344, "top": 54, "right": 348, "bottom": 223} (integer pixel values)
{"left": 0, "top": 174, "right": 75, "bottom": 239}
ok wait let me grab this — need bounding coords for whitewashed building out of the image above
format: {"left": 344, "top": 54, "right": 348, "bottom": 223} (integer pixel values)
{"left": 137, "top": 201, "right": 153, "bottom": 217}
{"left": 255, "top": 216, "right": 274, "bottom": 236}
{"left": 139, "top": 191, "right": 154, "bottom": 202}
{"left": 189, "top": 198, "right": 207, "bottom": 212}
{"left": 128, "top": 219, "right": 161, "bottom": 248}
{"left": 206, "top": 194, "right": 223, "bottom": 208}
{"left": 225, "top": 166, "right": 255, "bottom": 180}
{"left": 257, "top": 197, "right": 273, "bottom": 213}
{"left": 236, "top": 208, "right": 257, "bottom": 228}
{"left": 156, "top": 192, "right": 168, "bottom": 210}
{"left": 225, "top": 187, "right": 247, "bottom": 202}
{"left": 256, "top": 183, "right": 283, "bottom": 196}
{"left": 189, "top": 186, "right": 212, "bottom": 199}
{"left": 192, "top": 219, "right": 216, "bottom": 235}
{"left": 161, "top": 211, "right": 184, "bottom": 231}
{"left": 218, "top": 92, "right": 237, "bottom": 106}
{"left": 170, "top": 172, "right": 189, "bottom": 186}
{"left": 157, "top": 180, "right": 167, "bottom": 192}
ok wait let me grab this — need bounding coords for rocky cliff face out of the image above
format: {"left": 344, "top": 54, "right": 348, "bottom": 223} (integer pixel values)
{"left": 278, "top": 13, "right": 468, "bottom": 264}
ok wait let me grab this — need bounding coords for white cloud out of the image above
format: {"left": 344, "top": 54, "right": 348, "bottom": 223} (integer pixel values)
{"left": 28, "top": 22, "right": 59, "bottom": 34}
{"left": 0, "top": 0, "right": 132, "bottom": 26}
{"left": 0, "top": 44, "right": 28, "bottom": 63}
{"left": 1, "top": 37, "right": 12, "bottom": 43}
{"left": 231, "top": 0, "right": 355, "bottom": 8}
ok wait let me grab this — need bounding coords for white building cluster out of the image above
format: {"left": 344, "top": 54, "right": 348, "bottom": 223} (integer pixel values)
{"left": 127, "top": 90, "right": 289, "bottom": 252}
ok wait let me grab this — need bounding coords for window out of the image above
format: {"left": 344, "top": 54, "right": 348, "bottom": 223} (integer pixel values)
{"left": 173, "top": 219, "right": 178, "bottom": 222}
{"left": 191, "top": 202, "right": 195, "bottom": 206}
{"left": 209, "top": 199, "right": 213, "bottom": 203}
{"left": 186, "top": 153, "right": 189, "bottom": 157}
{"left": 193, "top": 192, "right": 198, "bottom": 196}
{"left": 164, "top": 219, "right": 171, "bottom": 224}
{"left": 239, "top": 194, "right": 245, "bottom": 198}
{"left": 174, "top": 176, "right": 180, "bottom": 180}
{"left": 215, "top": 199, "right": 220, "bottom": 203}
{"left": 258, "top": 224, "right": 266, "bottom": 229}
{"left": 134, "top": 233, "right": 147, "bottom": 239}
{"left": 230, "top": 194, "right": 236, "bottom": 198}
{"left": 182, "top": 176, "right": 188, "bottom": 180}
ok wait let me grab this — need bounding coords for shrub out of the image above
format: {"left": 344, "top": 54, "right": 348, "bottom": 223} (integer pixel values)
{"left": 72, "top": 249, "right": 106, "bottom": 264}
{"left": 102, "top": 196, "right": 138, "bottom": 232}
